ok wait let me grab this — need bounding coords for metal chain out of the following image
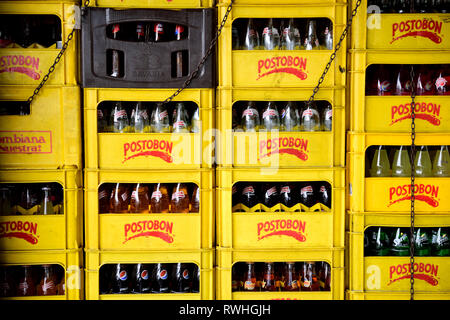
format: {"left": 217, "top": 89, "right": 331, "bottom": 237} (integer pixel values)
{"left": 409, "top": 65, "right": 416, "bottom": 301}
{"left": 307, "top": 0, "right": 362, "bottom": 104}
{"left": 162, "top": 0, "right": 234, "bottom": 104}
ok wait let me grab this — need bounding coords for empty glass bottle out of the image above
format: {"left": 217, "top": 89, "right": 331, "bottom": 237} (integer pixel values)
{"left": 241, "top": 101, "right": 260, "bottom": 132}
{"left": 130, "top": 102, "right": 150, "bottom": 133}
{"left": 304, "top": 20, "right": 319, "bottom": 50}
{"left": 260, "top": 101, "right": 280, "bottom": 131}
{"left": 110, "top": 102, "right": 129, "bottom": 133}
{"left": 262, "top": 18, "right": 280, "bottom": 50}
{"left": 301, "top": 102, "right": 321, "bottom": 132}
{"left": 280, "top": 101, "right": 300, "bottom": 132}
{"left": 36, "top": 186, "right": 54, "bottom": 215}
{"left": 281, "top": 18, "right": 301, "bottom": 50}
{"left": 244, "top": 18, "right": 259, "bottom": 50}
{"left": 172, "top": 102, "right": 190, "bottom": 133}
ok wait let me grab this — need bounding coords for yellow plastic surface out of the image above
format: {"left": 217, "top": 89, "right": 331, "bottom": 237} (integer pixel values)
{"left": 216, "top": 167, "right": 345, "bottom": 249}
{"left": 87, "top": 0, "right": 215, "bottom": 8}
{"left": 350, "top": 0, "right": 450, "bottom": 50}
{"left": 0, "top": 1, "right": 79, "bottom": 86}
{"left": 0, "top": 85, "right": 81, "bottom": 169}
{"left": 0, "top": 169, "right": 83, "bottom": 251}
{"left": 0, "top": 248, "right": 84, "bottom": 300}
{"left": 346, "top": 290, "right": 450, "bottom": 300}
{"left": 216, "top": 88, "right": 345, "bottom": 167}
{"left": 85, "top": 248, "right": 214, "bottom": 300}
{"left": 217, "top": 3, "right": 347, "bottom": 88}
{"left": 84, "top": 88, "right": 214, "bottom": 170}
{"left": 219, "top": 0, "right": 347, "bottom": 4}
{"left": 347, "top": 132, "right": 450, "bottom": 213}
{"left": 348, "top": 50, "right": 450, "bottom": 133}
{"left": 215, "top": 247, "right": 344, "bottom": 300}
{"left": 84, "top": 168, "right": 214, "bottom": 251}
{"left": 347, "top": 214, "right": 450, "bottom": 296}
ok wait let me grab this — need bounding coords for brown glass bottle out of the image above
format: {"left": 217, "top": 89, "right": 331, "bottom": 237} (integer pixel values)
{"left": 16, "top": 265, "right": 35, "bottom": 296}
{"left": 170, "top": 183, "right": 190, "bottom": 213}
{"left": 98, "top": 184, "right": 112, "bottom": 213}
{"left": 130, "top": 183, "right": 150, "bottom": 213}
{"left": 110, "top": 183, "right": 130, "bottom": 213}
{"left": 242, "top": 262, "right": 257, "bottom": 291}
{"left": 190, "top": 185, "right": 200, "bottom": 213}
{"left": 37, "top": 264, "right": 58, "bottom": 296}
{"left": 282, "top": 262, "right": 299, "bottom": 291}
{"left": 261, "top": 262, "right": 277, "bottom": 291}
{"left": 150, "top": 183, "right": 170, "bottom": 213}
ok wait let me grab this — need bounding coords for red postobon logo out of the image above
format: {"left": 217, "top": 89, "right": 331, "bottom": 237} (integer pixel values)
{"left": 0, "top": 220, "right": 39, "bottom": 245}
{"left": 391, "top": 18, "right": 443, "bottom": 44}
{"left": 123, "top": 220, "right": 174, "bottom": 244}
{"left": 257, "top": 56, "right": 308, "bottom": 81}
{"left": 123, "top": 139, "right": 174, "bottom": 163}
{"left": 390, "top": 102, "right": 441, "bottom": 126}
{"left": 388, "top": 184, "right": 439, "bottom": 208}
{"left": 257, "top": 219, "right": 306, "bottom": 242}
{"left": 388, "top": 263, "right": 439, "bottom": 286}
{"left": 0, "top": 55, "right": 41, "bottom": 80}
{"left": 259, "top": 137, "right": 309, "bottom": 161}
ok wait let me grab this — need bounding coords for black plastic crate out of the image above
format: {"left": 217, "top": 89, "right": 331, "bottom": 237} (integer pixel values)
{"left": 81, "top": 7, "right": 215, "bottom": 88}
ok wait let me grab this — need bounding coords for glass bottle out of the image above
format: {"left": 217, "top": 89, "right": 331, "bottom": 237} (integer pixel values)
{"left": 172, "top": 102, "right": 190, "bottom": 133}
{"left": 432, "top": 145, "right": 450, "bottom": 177}
{"left": 150, "top": 183, "right": 170, "bottom": 213}
{"left": 242, "top": 262, "right": 257, "bottom": 291}
{"left": 244, "top": 18, "right": 259, "bottom": 50}
{"left": 36, "top": 186, "right": 54, "bottom": 215}
{"left": 129, "top": 183, "right": 150, "bottom": 213}
{"left": 414, "top": 146, "right": 432, "bottom": 177}
{"left": 150, "top": 103, "right": 171, "bottom": 133}
{"left": 110, "top": 102, "right": 129, "bottom": 133}
{"left": 392, "top": 146, "right": 412, "bottom": 177}
{"left": 241, "top": 101, "right": 260, "bottom": 132}
{"left": 170, "top": 183, "right": 190, "bottom": 213}
{"left": 130, "top": 102, "right": 150, "bottom": 133}
{"left": 370, "top": 146, "right": 391, "bottom": 177}
{"left": 260, "top": 101, "right": 280, "bottom": 131}
{"left": 280, "top": 101, "right": 300, "bottom": 132}
{"left": 110, "top": 183, "right": 130, "bottom": 213}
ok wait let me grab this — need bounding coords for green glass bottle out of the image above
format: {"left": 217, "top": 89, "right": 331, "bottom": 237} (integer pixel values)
{"left": 432, "top": 227, "right": 450, "bottom": 256}
{"left": 414, "top": 228, "right": 432, "bottom": 256}
{"left": 392, "top": 146, "right": 411, "bottom": 177}
{"left": 369, "top": 145, "right": 391, "bottom": 177}
{"left": 391, "top": 227, "right": 410, "bottom": 256}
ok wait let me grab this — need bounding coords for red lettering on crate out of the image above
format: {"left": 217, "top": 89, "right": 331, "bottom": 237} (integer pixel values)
{"left": 258, "top": 137, "right": 309, "bottom": 161}
{"left": 391, "top": 18, "right": 443, "bottom": 44}
{"left": 388, "top": 184, "right": 439, "bottom": 208}
{"left": 123, "top": 220, "right": 174, "bottom": 244}
{"left": 0, "top": 131, "right": 52, "bottom": 154}
{"left": 0, "top": 55, "right": 41, "bottom": 80}
{"left": 123, "top": 139, "right": 174, "bottom": 163}
{"left": 0, "top": 220, "right": 39, "bottom": 244}
{"left": 256, "top": 56, "right": 308, "bottom": 81}
{"left": 390, "top": 102, "right": 441, "bottom": 126}
{"left": 388, "top": 263, "right": 439, "bottom": 286}
{"left": 257, "top": 219, "right": 306, "bottom": 242}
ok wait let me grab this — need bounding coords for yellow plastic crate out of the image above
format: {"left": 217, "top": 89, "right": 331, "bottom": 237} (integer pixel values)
{"left": 0, "top": 248, "right": 84, "bottom": 300}
{"left": 86, "top": 0, "right": 214, "bottom": 8}
{"left": 216, "top": 87, "right": 345, "bottom": 167}
{"left": 0, "top": 1, "right": 79, "bottom": 86}
{"left": 84, "top": 168, "right": 214, "bottom": 251}
{"left": 347, "top": 214, "right": 450, "bottom": 296}
{"left": 0, "top": 85, "right": 81, "bottom": 169}
{"left": 347, "top": 132, "right": 450, "bottom": 213}
{"left": 217, "top": 3, "right": 347, "bottom": 88}
{"left": 350, "top": 0, "right": 450, "bottom": 50}
{"left": 346, "top": 290, "right": 450, "bottom": 300}
{"left": 85, "top": 248, "right": 214, "bottom": 300}
{"left": 348, "top": 50, "right": 450, "bottom": 133}
{"left": 220, "top": 0, "right": 347, "bottom": 4}
{"left": 216, "top": 167, "right": 345, "bottom": 249}
{"left": 84, "top": 88, "right": 214, "bottom": 170}
{"left": 215, "top": 247, "right": 344, "bottom": 300}
{"left": 0, "top": 169, "right": 83, "bottom": 251}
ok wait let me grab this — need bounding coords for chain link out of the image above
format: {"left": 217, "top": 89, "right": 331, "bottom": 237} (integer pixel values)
{"left": 163, "top": 0, "right": 234, "bottom": 104}
{"left": 409, "top": 65, "right": 416, "bottom": 301}
{"left": 307, "top": 0, "right": 362, "bottom": 104}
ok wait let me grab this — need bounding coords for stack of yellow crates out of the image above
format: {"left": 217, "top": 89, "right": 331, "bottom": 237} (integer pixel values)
{"left": 82, "top": 0, "right": 215, "bottom": 300}
{"left": 0, "top": 0, "right": 83, "bottom": 300}
{"left": 215, "top": 0, "right": 346, "bottom": 300}
{"left": 346, "top": 0, "right": 450, "bottom": 300}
